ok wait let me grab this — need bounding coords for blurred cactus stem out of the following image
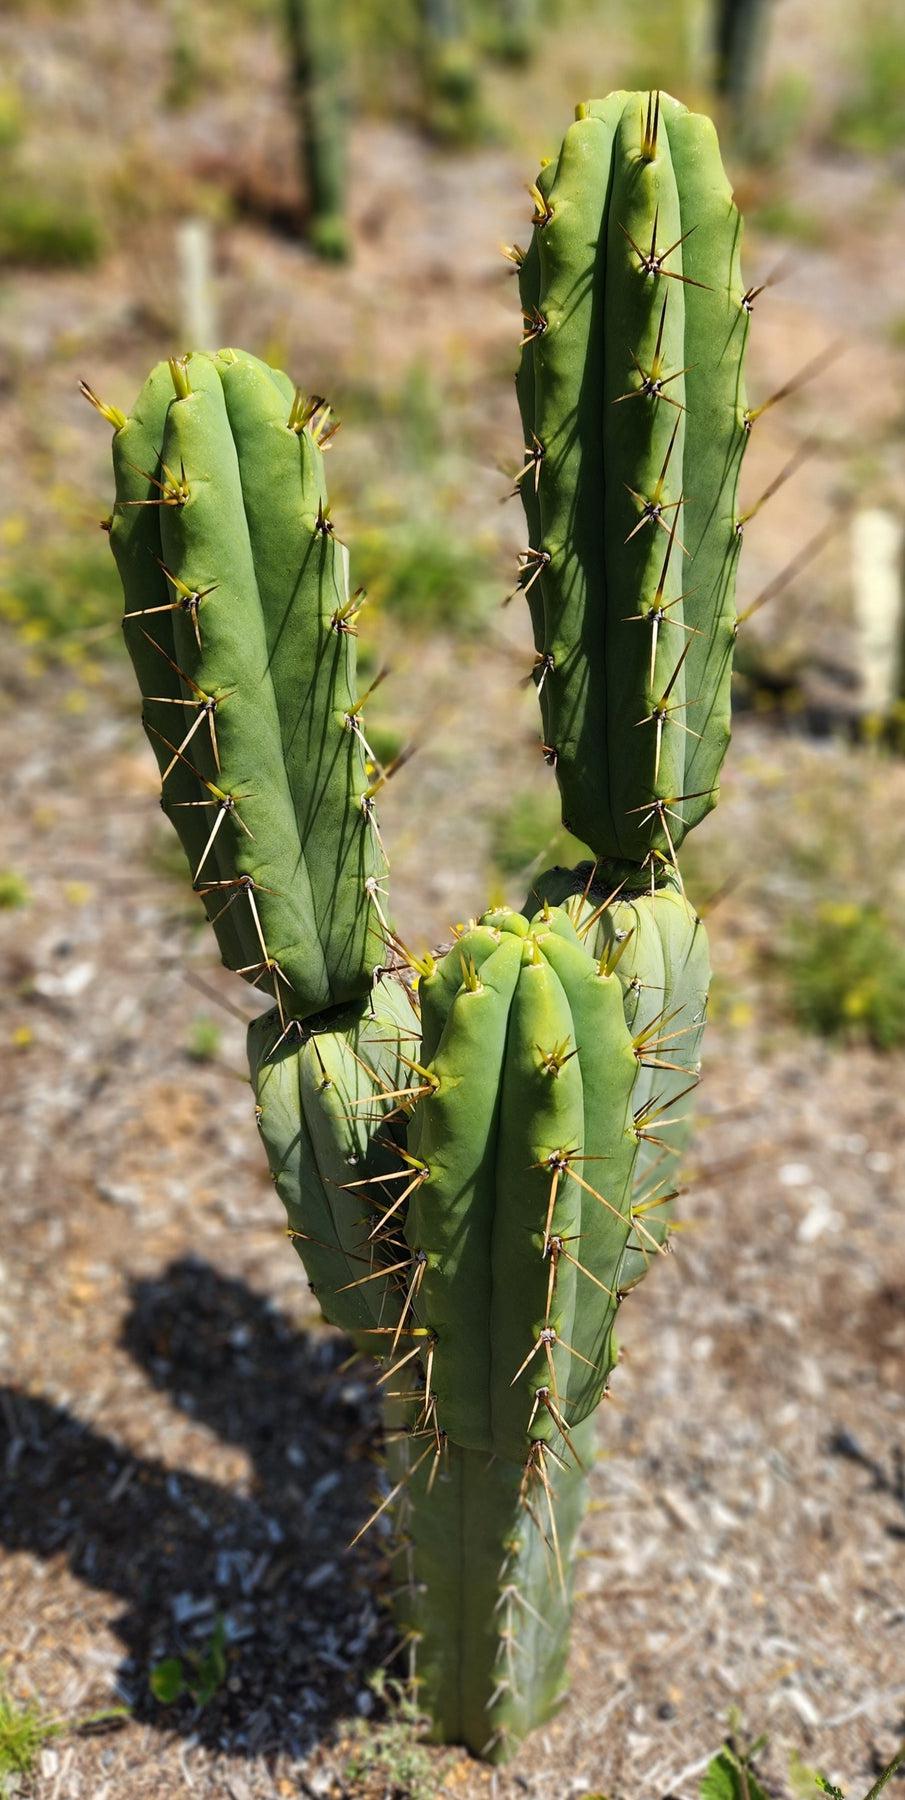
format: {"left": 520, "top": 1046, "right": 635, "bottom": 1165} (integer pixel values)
{"left": 176, "top": 219, "right": 218, "bottom": 353}
{"left": 713, "top": 0, "right": 771, "bottom": 145}
{"left": 850, "top": 507, "right": 905, "bottom": 725}
{"left": 419, "top": 0, "right": 484, "bottom": 145}
{"left": 284, "top": 0, "right": 349, "bottom": 260}
{"left": 484, "top": 0, "right": 537, "bottom": 66}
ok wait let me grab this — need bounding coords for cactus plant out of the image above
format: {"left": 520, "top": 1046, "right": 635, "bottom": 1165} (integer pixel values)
{"left": 284, "top": 0, "right": 349, "bottom": 259}
{"left": 713, "top": 0, "right": 771, "bottom": 140}
{"left": 88, "top": 87, "right": 752, "bottom": 1765}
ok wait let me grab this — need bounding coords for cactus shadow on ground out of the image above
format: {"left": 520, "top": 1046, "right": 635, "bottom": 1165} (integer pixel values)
{"left": 0, "top": 1258, "right": 392, "bottom": 1760}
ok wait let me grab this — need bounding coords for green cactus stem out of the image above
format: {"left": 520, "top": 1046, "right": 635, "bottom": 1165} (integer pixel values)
{"left": 386, "top": 1406, "right": 595, "bottom": 1761}
{"left": 515, "top": 91, "right": 748, "bottom": 871}
{"left": 284, "top": 0, "right": 349, "bottom": 259}
{"left": 713, "top": 0, "right": 771, "bottom": 141}
{"left": 105, "top": 349, "right": 384, "bottom": 1024}
{"left": 401, "top": 906, "right": 642, "bottom": 1463}
{"left": 418, "top": 0, "right": 484, "bottom": 145}
{"left": 249, "top": 978, "right": 420, "bottom": 1346}
{"left": 527, "top": 862, "right": 710, "bottom": 1288}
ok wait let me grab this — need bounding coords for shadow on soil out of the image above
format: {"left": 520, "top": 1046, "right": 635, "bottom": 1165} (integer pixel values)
{"left": 0, "top": 1257, "right": 389, "bottom": 1759}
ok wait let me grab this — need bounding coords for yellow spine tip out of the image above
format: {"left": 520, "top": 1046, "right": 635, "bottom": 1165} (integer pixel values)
{"left": 78, "top": 380, "right": 126, "bottom": 431}
{"left": 168, "top": 357, "right": 192, "bottom": 400}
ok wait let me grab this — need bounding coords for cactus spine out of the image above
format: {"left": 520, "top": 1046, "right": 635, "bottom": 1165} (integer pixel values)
{"left": 92, "top": 89, "right": 750, "bottom": 1765}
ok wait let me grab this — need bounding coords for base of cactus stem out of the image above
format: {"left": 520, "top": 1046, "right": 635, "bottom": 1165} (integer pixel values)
{"left": 307, "top": 212, "right": 350, "bottom": 261}
{"left": 386, "top": 1408, "right": 595, "bottom": 1761}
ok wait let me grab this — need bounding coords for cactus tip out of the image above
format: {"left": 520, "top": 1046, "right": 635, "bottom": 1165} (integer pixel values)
{"left": 168, "top": 356, "right": 192, "bottom": 400}
{"left": 641, "top": 89, "right": 661, "bottom": 161}
{"left": 79, "top": 380, "right": 127, "bottom": 431}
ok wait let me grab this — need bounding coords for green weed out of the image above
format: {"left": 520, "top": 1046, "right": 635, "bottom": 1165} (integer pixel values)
{"left": 149, "top": 1618, "right": 227, "bottom": 1709}
{"left": 353, "top": 518, "right": 492, "bottom": 630}
{"left": 0, "top": 1679, "right": 125, "bottom": 1797}
{"left": 700, "top": 1722, "right": 905, "bottom": 1800}
{"left": 0, "top": 1685, "right": 53, "bottom": 1793}
{"left": 832, "top": 15, "right": 905, "bottom": 154}
{"left": 490, "top": 785, "right": 591, "bottom": 882}
{"left": 343, "top": 1671, "right": 449, "bottom": 1799}
{"left": 0, "top": 871, "right": 30, "bottom": 910}
{"left": 185, "top": 1018, "right": 223, "bottom": 1063}
{"left": 0, "top": 532, "right": 122, "bottom": 666}
{"left": 0, "top": 190, "right": 103, "bottom": 267}
{"left": 779, "top": 900, "right": 905, "bottom": 1050}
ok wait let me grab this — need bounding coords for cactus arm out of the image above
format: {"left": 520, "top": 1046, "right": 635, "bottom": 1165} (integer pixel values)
{"left": 284, "top": 0, "right": 349, "bottom": 260}
{"left": 217, "top": 352, "right": 381, "bottom": 1001}
{"left": 520, "top": 93, "right": 748, "bottom": 866}
{"left": 600, "top": 102, "right": 689, "bottom": 852}
{"left": 514, "top": 155, "right": 557, "bottom": 653}
{"left": 248, "top": 979, "right": 420, "bottom": 1343}
{"left": 108, "top": 367, "right": 247, "bottom": 970}
{"left": 660, "top": 101, "right": 748, "bottom": 824}
{"left": 106, "top": 350, "right": 381, "bottom": 1020}
{"left": 525, "top": 106, "right": 621, "bottom": 846}
{"left": 160, "top": 354, "right": 333, "bottom": 1009}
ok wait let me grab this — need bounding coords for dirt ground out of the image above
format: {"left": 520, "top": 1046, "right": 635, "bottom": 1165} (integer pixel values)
{"left": 2, "top": 0, "right": 905, "bottom": 1795}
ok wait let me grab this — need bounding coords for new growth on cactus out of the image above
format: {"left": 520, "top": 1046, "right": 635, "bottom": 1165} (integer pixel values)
{"left": 89, "top": 88, "right": 757, "bottom": 1765}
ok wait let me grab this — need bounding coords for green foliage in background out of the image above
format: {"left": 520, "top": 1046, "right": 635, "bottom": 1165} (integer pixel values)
{"left": 149, "top": 1619, "right": 228, "bottom": 1709}
{"left": 832, "top": 13, "right": 905, "bottom": 154}
{"left": 780, "top": 900, "right": 905, "bottom": 1050}
{"left": 0, "top": 189, "right": 103, "bottom": 268}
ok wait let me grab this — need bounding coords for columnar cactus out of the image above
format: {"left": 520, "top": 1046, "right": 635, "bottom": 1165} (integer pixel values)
{"left": 89, "top": 88, "right": 752, "bottom": 1766}
{"left": 284, "top": 0, "right": 349, "bottom": 259}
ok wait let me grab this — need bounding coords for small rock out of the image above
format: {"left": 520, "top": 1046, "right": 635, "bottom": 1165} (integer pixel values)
{"left": 779, "top": 1162, "right": 812, "bottom": 1188}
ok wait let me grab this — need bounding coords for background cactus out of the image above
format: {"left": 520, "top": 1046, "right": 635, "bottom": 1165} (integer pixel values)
{"left": 284, "top": 0, "right": 349, "bottom": 259}
{"left": 91, "top": 87, "right": 748, "bottom": 1766}
{"left": 713, "top": 0, "right": 771, "bottom": 142}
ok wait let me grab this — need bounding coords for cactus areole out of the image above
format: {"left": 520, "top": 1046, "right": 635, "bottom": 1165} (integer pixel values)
{"left": 91, "top": 92, "right": 751, "bottom": 1763}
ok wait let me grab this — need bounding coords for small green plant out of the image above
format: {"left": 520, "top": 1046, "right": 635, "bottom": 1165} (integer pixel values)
{"left": 0, "top": 189, "right": 102, "bottom": 268}
{"left": 353, "top": 516, "right": 492, "bottom": 629}
{"left": 149, "top": 1618, "right": 227, "bottom": 1709}
{"left": 701, "top": 1728, "right": 905, "bottom": 1800}
{"left": 701, "top": 1738, "right": 771, "bottom": 1800}
{"left": 185, "top": 1017, "right": 222, "bottom": 1062}
{"left": 780, "top": 900, "right": 905, "bottom": 1050}
{"left": 0, "top": 1679, "right": 126, "bottom": 1796}
{"left": 343, "top": 1672, "right": 447, "bottom": 1798}
{"left": 0, "top": 1684, "right": 55, "bottom": 1793}
{"left": 0, "top": 871, "right": 29, "bottom": 910}
{"left": 0, "top": 532, "right": 123, "bottom": 660}
{"left": 491, "top": 786, "right": 591, "bottom": 880}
